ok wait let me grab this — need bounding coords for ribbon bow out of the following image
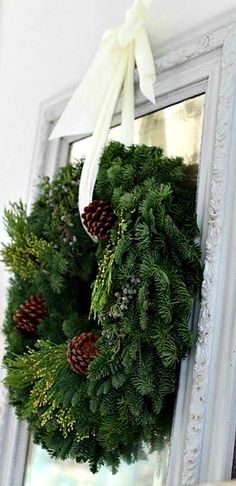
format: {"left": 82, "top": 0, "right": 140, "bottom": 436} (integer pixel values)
{"left": 50, "top": 0, "right": 156, "bottom": 228}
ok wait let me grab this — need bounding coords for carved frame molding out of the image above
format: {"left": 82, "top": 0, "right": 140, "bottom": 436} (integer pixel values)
{"left": 181, "top": 25, "right": 236, "bottom": 485}
{"left": 1, "top": 22, "right": 236, "bottom": 486}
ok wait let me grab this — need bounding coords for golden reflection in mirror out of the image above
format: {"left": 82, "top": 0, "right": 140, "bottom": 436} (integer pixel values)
{"left": 70, "top": 95, "right": 205, "bottom": 166}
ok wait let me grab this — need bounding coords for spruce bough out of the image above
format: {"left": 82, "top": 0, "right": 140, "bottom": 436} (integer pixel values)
{"left": 2, "top": 142, "right": 202, "bottom": 472}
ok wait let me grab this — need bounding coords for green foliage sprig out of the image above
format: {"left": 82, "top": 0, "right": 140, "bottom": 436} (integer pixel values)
{"left": 90, "top": 214, "right": 127, "bottom": 319}
{"left": 2, "top": 202, "right": 52, "bottom": 281}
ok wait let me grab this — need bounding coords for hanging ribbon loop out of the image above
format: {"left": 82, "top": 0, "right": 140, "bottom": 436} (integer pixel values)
{"left": 49, "top": 0, "right": 156, "bottom": 236}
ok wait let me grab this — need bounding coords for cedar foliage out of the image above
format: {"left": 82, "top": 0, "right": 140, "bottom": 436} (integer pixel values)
{"left": 2, "top": 142, "right": 202, "bottom": 472}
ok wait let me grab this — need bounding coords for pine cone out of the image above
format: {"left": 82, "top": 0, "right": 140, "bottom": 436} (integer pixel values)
{"left": 67, "top": 332, "right": 99, "bottom": 375}
{"left": 82, "top": 200, "right": 116, "bottom": 240}
{"left": 14, "top": 295, "right": 47, "bottom": 335}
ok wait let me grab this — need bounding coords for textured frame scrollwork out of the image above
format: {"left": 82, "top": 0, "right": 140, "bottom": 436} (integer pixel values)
{"left": 166, "top": 24, "right": 236, "bottom": 486}
{"left": 181, "top": 25, "right": 236, "bottom": 484}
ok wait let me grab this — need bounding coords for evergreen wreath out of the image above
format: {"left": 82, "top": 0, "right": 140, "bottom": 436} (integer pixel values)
{"left": 2, "top": 142, "right": 202, "bottom": 473}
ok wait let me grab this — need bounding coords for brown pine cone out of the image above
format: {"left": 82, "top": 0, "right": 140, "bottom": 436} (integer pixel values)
{"left": 82, "top": 200, "right": 116, "bottom": 240}
{"left": 14, "top": 295, "right": 47, "bottom": 335}
{"left": 67, "top": 332, "right": 99, "bottom": 375}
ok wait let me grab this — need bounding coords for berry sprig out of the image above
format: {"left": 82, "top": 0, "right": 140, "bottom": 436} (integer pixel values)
{"left": 106, "top": 275, "right": 141, "bottom": 319}
{"left": 114, "top": 276, "right": 140, "bottom": 311}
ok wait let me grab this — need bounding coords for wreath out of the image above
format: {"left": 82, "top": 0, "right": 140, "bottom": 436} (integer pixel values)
{"left": 2, "top": 142, "right": 202, "bottom": 473}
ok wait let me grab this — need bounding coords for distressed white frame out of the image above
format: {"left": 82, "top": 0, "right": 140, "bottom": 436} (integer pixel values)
{"left": 1, "top": 22, "right": 236, "bottom": 486}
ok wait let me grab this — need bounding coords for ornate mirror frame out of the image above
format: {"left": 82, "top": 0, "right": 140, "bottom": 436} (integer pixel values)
{"left": 1, "top": 22, "right": 236, "bottom": 486}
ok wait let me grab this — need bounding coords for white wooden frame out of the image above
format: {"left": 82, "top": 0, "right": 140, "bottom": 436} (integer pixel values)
{"left": 1, "top": 22, "right": 236, "bottom": 486}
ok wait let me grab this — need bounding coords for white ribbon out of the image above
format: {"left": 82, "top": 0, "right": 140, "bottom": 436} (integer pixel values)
{"left": 49, "top": 0, "right": 156, "bottom": 232}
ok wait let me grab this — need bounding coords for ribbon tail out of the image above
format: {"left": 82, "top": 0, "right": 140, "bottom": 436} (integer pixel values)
{"left": 79, "top": 56, "right": 127, "bottom": 227}
{"left": 134, "top": 26, "right": 156, "bottom": 104}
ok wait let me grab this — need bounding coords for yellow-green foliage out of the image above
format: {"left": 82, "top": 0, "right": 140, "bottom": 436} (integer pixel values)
{"left": 5, "top": 341, "right": 76, "bottom": 437}
{"left": 2, "top": 202, "right": 52, "bottom": 281}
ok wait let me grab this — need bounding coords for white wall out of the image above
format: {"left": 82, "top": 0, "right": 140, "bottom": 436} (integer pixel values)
{"left": 0, "top": 0, "right": 236, "bottom": 317}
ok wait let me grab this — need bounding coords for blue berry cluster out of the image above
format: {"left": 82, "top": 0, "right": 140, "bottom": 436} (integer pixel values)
{"left": 107, "top": 275, "right": 140, "bottom": 318}
{"left": 115, "top": 276, "right": 140, "bottom": 310}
